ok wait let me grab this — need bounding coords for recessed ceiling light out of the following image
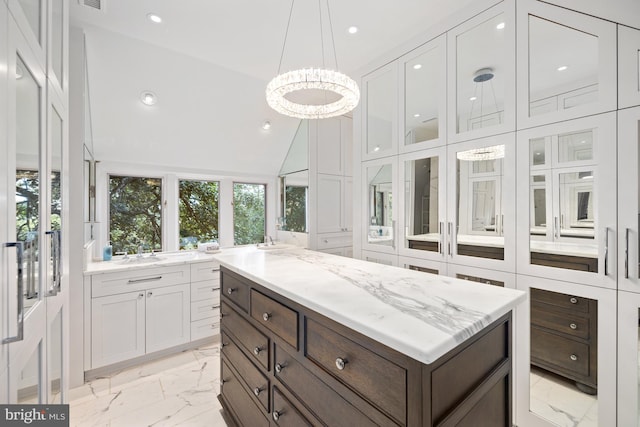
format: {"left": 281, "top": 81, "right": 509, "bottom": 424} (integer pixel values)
{"left": 469, "top": 96, "right": 477, "bottom": 101}
{"left": 557, "top": 65, "right": 568, "bottom": 71}
{"left": 413, "top": 64, "right": 422, "bottom": 70}
{"left": 347, "top": 26, "right": 358, "bottom": 34}
{"left": 496, "top": 22, "right": 505, "bottom": 30}
{"left": 147, "top": 13, "right": 162, "bottom": 24}
{"left": 140, "top": 91, "right": 157, "bottom": 106}
{"left": 262, "top": 120, "right": 271, "bottom": 131}
{"left": 413, "top": 113, "right": 420, "bottom": 118}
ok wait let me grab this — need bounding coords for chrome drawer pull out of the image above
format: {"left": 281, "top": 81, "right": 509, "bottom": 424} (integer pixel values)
{"left": 138, "top": 293, "right": 144, "bottom": 299}
{"left": 253, "top": 346, "right": 263, "bottom": 356}
{"left": 253, "top": 386, "right": 263, "bottom": 397}
{"left": 275, "top": 363, "right": 285, "bottom": 373}
{"left": 272, "top": 411, "right": 281, "bottom": 422}
{"left": 147, "top": 291, "right": 153, "bottom": 297}
{"left": 569, "top": 323, "right": 577, "bottom": 330}
{"left": 227, "top": 288, "right": 235, "bottom": 295}
{"left": 570, "top": 354, "right": 578, "bottom": 361}
{"left": 127, "top": 276, "right": 162, "bottom": 284}
{"left": 221, "top": 342, "right": 228, "bottom": 347}
{"left": 262, "top": 312, "right": 271, "bottom": 322}
{"left": 335, "top": 357, "right": 348, "bottom": 370}
{"left": 210, "top": 324, "right": 217, "bottom": 329}
{"left": 569, "top": 297, "right": 578, "bottom": 304}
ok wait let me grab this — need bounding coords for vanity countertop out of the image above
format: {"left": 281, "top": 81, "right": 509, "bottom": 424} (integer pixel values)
{"left": 84, "top": 250, "right": 220, "bottom": 275}
{"left": 213, "top": 246, "right": 526, "bottom": 364}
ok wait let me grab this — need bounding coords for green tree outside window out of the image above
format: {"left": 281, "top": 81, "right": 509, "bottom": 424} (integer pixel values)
{"left": 233, "top": 183, "right": 266, "bottom": 245}
{"left": 179, "top": 180, "right": 219, "bottom": 250}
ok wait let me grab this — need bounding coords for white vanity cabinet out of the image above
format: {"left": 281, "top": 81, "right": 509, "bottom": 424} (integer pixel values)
{"left": 89, "top": 264, "right": 191, "bottom": 369}
{"left": 189, "top": 261, "right": 221, "bottom": 340}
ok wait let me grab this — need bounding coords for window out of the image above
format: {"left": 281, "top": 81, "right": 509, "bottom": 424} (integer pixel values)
{"left": 233, "top": 183, "right": 266, "bottom": 245}
{"left": 179, "top": 180, "right": 219, "bottom": 250}
{"left": 109, "top": 176, "right": 162, "bottom": 254}
{"left": 284, "top": 185, "right": 307, "bottom": 232}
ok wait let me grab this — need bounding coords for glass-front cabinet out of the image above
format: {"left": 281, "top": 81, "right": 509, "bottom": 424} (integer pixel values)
{"left": 362, "top": 63, "right": 398, "bottom": 160}
{"left": 618, "top": 25, "right": 640, "bottom": 109}
{"left": 363, "top": 158, "right": 396, "bottom": 254}
{"left": 516, "top": 0, "right": 616, "bottom": 129}
{"left": 517, "top": 113, "right": 617, "bottom": 289}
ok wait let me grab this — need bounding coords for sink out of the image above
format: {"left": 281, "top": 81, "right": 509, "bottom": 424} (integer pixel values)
{"left": 257, "top": 243, "right": 297, "bottom": 250}
{"left": 116, "top": 256, "right": 166, "bottom": 264}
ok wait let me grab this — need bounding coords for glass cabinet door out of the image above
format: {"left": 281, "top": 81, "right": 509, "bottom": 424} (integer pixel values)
{"left": 447, "top": 2, "right": 515, "bottom": 142}
{"left": 447, "top": 134, "right": 516, "bottom": 272}
{"left": 362, "top": 63, "right": 397, "bottom": 159}
{"left": 516, "top": 113, "right": 616, "bottom": 289}
{"left": 398, "top": 148, "right": 446, "bottom": 261}
{"left": 516, "top": 0, "right": 616, "bottom": 129}
{"left": 400, "top": 34, "right": 446, "bottom": 151}
{"left": 363, "top": 159, "right": 396, "bottom": 253}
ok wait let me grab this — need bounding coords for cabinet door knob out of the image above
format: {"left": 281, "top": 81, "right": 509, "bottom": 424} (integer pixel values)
{"left": 253, "top": 346, "right": 262, "bottom": 356}
{"left": 570, "top": 354, "right": 578, "bottom": 361}
{"left": 147, "top": 291, "right": 153, "bottom": 297}
{"left": 212, "top": 288, "right": 216, "bottom": 292}
{"left": 324, "top": 239, "right": 329, "bottom": 243}
{"left": 272, "top": 411, "right": 281, "bottom": 422}
{"left": 569, "top": 323, "right": 577, "bottom": 330}
{"left": 275, "top": 363, "right": 285, "bottom": 373}
{"left": 569, "top": 297, "right": 578, "bottom": 304}
{"left": 335, "top": 357, "right": 348, "bottom": 370}
{"left": 138, "top": 293, "right": 144, "bottom": 299}
{"left": 253, "top": 386, "right": 263, "bottom": 396}
{"left": 227, "top": 288, "right": 235, "bottom": 295}
{"left": 262, "top": 312, "right": 271, "bottom": 322}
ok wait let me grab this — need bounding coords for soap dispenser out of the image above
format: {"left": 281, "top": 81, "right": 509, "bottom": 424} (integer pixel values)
{"left": 103, "top": 241, "right": 112, "bottom": 261}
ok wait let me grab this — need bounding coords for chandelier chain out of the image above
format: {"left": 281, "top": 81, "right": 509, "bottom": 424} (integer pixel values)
{"left": 325, "top": 0, "right": 339, "bottom": 70}
{"left": 277, "top": 0, "right": 296, "bottom": 75}
{"left": 318, "top": 0, "right": 325, "bottom": 69}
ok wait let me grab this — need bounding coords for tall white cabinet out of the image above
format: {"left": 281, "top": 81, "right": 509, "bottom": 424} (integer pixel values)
{"left": 353, "top": 0, "right": 640, "bottom": 425}
{"left": 0, "top": 0, "right": 69, "bottom": 404}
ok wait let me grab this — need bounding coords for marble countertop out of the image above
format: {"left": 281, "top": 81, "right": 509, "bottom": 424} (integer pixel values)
{"left": 407, "top": 233, "right": 505, "bottom": 248}
{"left": 213, "top": 247, "right": 526, "bottom": 365}
{"left": 84, "top": 250, "right": 220, "bottom": 275}
{"left": 530, "top": 240, "right": 597, "bottom": 258}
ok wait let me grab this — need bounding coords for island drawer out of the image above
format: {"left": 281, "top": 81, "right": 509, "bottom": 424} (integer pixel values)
{"left": 221, "top": 360, "right": 269, "bottom": 427}
{"left": 191, "top": 261, "right": 220, "bottom": 283}
{"left": 191, "top": 299, "right": 220, "bottom": 322}
{"left": 531, "top": 327, "right": 591, "bottom": 377}
{"left": 251, "top": 290, "right": 298, "bottom": 348}
{"left": 191, "top": 317, "right": 219, "bottom": 340}
{"left": 530, "top": 288, "right": 591, "bottom": 314}
{"left": 221, "top": 302, "right": 269, "bottom": 370}
{"left": 304, "top": 318, "right": 406, "bottom": 424}
{"left": 530, "top": 305, "right": 590, "bottom": 339}
{"left": 191, "top": 279, "right": 220, "bottom": 302}
{"left": 272, "top": 386, "right": 315, "bottom": 427}
{"left": 92, "top": 265, "right": 190, "bottom": 298}
{"left": 221, "top": 269, "right": 250, "bottom": 312}
{"left": 274, "top": 344, "right": 389, "bottom": 427}
{"left": 222, "top": 332, "right": 269, "bottom": 411}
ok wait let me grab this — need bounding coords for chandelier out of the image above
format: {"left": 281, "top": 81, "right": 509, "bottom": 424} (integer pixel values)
{"left": 266, "top": 0, "right": 360, "bottom": 119}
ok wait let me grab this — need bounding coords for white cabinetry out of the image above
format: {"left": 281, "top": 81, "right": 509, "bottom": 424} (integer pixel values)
{"left": 619, "top": 25, "right": 640, "bottom": 109}
{"left": 189, "top": 261, "right": 221, "bottom": 340}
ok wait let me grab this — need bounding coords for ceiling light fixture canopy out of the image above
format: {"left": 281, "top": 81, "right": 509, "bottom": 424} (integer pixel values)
{"left": 140, "top": 91, "right": 157, "bottom": 106}
{"left": 266, "top": 0, "right": 360, "bottom": 120}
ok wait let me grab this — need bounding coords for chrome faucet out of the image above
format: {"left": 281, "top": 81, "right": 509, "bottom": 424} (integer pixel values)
{"left": 269, "top": 236, "right": 275, "bottom": 245}
{"left": 137, "top": 244, "right": 144, "bottom": 258}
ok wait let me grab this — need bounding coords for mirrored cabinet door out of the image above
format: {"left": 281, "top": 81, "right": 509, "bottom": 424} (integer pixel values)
{"left": 398, "top": 147, "right": 446, "bottom": 261}
{"left": 619, "top": 106, "right": 640, "bottom": 293}
{"left": 515, "top": 276, "right": 616, "bottom": 427}
{"left": 619, "top": 25, "right": 640, "bottom": 109}
{"left": 446, "top": 134, "right": 516, "bottom": 272}
{"left": 617, "top": 291, "right": 640, "bottom": 426}
{"left": 48, "top": 0, "right": 66, "bottom": 93}
{"left": 517, "top": 113, "right": 617, "bottom": 289}
{"left": 516, "top": 0, "right": 617, "bottom": 129}
{"left": 362, "top": 62, "right": 398, "bottom": 159}
{"left": 447, "top": 2, "right": 516, "bottom": 143}
{"left": 363, "top": 158, "right": 396, "bottom": 254}
{"left": 400, "top": 34, "right": 446, "bottom": 152}
{"left": 8, "top": 0, "right": 46, "bottom": 62}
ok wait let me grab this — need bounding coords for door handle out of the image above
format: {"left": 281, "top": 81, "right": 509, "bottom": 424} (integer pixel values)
{"left": 438, "top": 221, "right": 444, "bottom": 255}
{"left": 3, "top": 242, "right": 25, "bottom": 344}
{"left": 45, "top": 231, "right": 60, "bottom": 296}
{"left": 604, "top": 227, "right": 609, "bottom": 276}
{"left": 625, "top": 228, "right": 630, "bottom": 279}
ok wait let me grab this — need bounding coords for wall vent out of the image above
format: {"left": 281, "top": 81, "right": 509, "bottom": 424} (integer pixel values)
{"left": 79, "top": 0, "right": 104, "bottom": 11}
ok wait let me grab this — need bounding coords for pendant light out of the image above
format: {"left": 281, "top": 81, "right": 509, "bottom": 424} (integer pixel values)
{"left": 467, "top": 67, "right": 502, "bottom": 129}
{"left": 266, "top": 0, "right": 360, "bottom": 119}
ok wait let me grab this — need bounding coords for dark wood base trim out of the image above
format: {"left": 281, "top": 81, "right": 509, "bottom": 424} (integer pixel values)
{"left": 217, "top": 393, "right": 240, "bottom": 427}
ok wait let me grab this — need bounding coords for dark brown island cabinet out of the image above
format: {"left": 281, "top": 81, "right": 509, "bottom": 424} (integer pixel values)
{"left": 218, "top": 266, "right": 516, "bottom": 427}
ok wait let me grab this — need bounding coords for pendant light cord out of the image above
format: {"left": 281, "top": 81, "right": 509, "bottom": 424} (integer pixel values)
{"left": 325, "top": 0, "right": 339, "bottom": 70}
{"left": 318, "top": 0, "right": 325, "bottom": 69}
{"left": 277, "top": 0, "right": 296, "bottom": 75}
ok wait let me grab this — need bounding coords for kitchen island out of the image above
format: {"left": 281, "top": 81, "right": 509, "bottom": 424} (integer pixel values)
{"left": 214, "top": 246, "right": 526, "bottom": 426}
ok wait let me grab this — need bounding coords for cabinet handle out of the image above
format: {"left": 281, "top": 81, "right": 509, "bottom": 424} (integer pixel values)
{"left": 272, "top": 411, "right": 281, "bottom": 422}
{"left": 221, "top": 342, "right": 228, "bottom": 347}
{"left": 262, "top": 312, "right": 271, "bottom": 322}
{"left": 570, "top": 354, "right": 578, "bottom": 361}
{"left": 2, "top": 242, "right": 24, "bottom": 344}
{"left": 138, "top": 293, "right": 144, "bottom": 299}
{"left": 147, "top": 291, "right": 153, "bottom": 297}
{"left": 438, "top": 222, "right": 444, "bottom": 255}
{"left": 447, "top": 222, "right": 452, "bottom": 256}
{"left": 227, "top": 288, "right": 235, "bottom": 295}
{"left": 128, "top": 276, "right": 162, "bottom": 284}
{"left": 392, "top": 220, "right": 396, "bottom": 250}
{"left": 212, "top": 268, "right": 220, "bottom": 273}
{"left": 569, "top": 323, "right": 577, "bottom": 330}
{"left": 275, "top": 363, "right": 285, "bottom": 373}
{"left": 253, "top": 386, "right": 263, "bottom": 397}
{"left": 45, "top": 230, "right": 59, "bottom": 296}
{"left": 569, "top": 297, "right": 578, "bottom": 304}
{"left": 324, "top": 239, "right": 329, "bottom": 243}
{"left": 554, "top": 216, "right": 559, "bottom": 239}
{"left": 253, "top": 346, "right": 263, "bottom": 356}
{"left": 625, "top": 228, "right": 630, "bottom": 279}
{"left": 335, "top": 357, "right": 348, "bottom": 370}
{"left": 210, "top": 324, "right": 217, "bottom": 329}
{"left": 604, "top": 226, "right": 610, "bottom": 276}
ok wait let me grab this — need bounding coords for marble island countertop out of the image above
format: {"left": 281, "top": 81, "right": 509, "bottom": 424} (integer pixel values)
{"left": 84, "top": 250, "right": 220, "bottom": 274}
{"left": 213, "top": 246, "right": 526, "bottom": 365}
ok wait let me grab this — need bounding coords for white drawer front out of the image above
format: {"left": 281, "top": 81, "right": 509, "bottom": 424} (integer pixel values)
{"left": 316, "top": 232, "right": 353, "bottom": 250}
{"left": 191, "top": 278, "right": 220, "bottom": 302}
{"left": 92, "top": 265, "right": 190, "bottom": 298}
{"left": 191, "top": 317, "right": 220, "bottom": 341}
{"left": 190, "top": 261, "right": 220, "bottom": 283}
{"left": 191, "top": 300, "right": 220, "bottom": 322}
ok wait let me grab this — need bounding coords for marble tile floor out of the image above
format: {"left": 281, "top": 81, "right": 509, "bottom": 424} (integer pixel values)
{"left": 529, "top": 366, "right": 598, "bottom": 427}
{"left": 68, "top": 341, "right": 228, "bottom": 427}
